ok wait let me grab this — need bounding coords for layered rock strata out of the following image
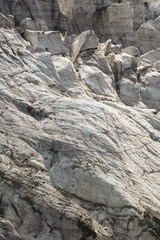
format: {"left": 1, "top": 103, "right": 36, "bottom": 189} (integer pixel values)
{"left": 0, "top": 1, "right": 160, "bottom": 240}
{"left": 59, "top": 0, "right": 160, "bottom": 53}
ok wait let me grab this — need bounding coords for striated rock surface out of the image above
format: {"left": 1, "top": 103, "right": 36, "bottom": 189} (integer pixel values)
{"left": 59, "top": 0, "right": 160, "bottom": 53}
{"left": 0, "top": 0, "right": 67, "bottom": 31}
{"left": 0, "top": 1, "right": 160, "bottom": 240}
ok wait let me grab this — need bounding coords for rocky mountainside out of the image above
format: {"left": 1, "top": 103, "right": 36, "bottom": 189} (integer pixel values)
{"left": 59, "top": 0, "right": 160, "bottom": 53}
{"left": 0, "top": 1, "right": 160, "bottom": 240}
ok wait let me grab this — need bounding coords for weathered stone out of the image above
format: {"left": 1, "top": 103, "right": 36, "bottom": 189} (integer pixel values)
{"left": 136, "top": 22, "right": 160, "bottom": 53}
{"left": 154, "top": 61, "right": 160, "bottom": 71}
{"left": 52, "top": 55, "right": 90, "bottom": 96}
{"left": 141, "top": 48, "right": 160, "bottom": 64}
{"left": 0, "top": 0, "right": 67, "bottom": 31}
{"left": 100, "top": 39, "right": 122, "bottom": 56}
{"left": 76, "top": 49, "right": 113, "bottom": 76}
{"left": 0, "top": 1, "right": 160, "bottom": 240}
{"left": 107, "top": 53, "right": 137, "bottom": 78}
{"left": 122, "top": 46, "right": 140, "bottom": 57}
{"left": 71, "top": 30, "right": 99, "bottom": 62}
{"left": 25, "top": 30, "right": 67, "bottom": 55}
{"left": 79, "top": 65, "right": 116, "bottom": 97}
{"left": 0, "top": 13, "right": 14, "bottom": 28}
{"left": 20, "top": 17, "right": 49, "bottom": 33}
{"left": 59, "top": 0, "right": 160, "bottom": 53}
{"left": 139, "top": 71, "right": 160, "bottom": 109}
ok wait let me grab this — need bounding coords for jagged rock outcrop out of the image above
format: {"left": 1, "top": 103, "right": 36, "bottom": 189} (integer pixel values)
{"left": 71, "top": 30, "right": 99, "bottom": 63}
{"left": 0, "top": 1, "right": 160, "bottom": 240}
{"left": 0, "top": 27, "right": 113, "bottom": 240}
{"left": 0, "top": 0, "right": 67, "bottom": 31}
{"left": 59, "top": 0, "right": 160, "bottom": 53}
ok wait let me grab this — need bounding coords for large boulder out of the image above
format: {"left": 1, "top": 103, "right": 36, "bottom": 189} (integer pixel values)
{"left": 122, "top": 46, "right": 140, "bottom": 57}
{"left": 136, "top": 22, "right": 160, "bottom": 53}
{"left": 71, "top": 30, "right": 99, "bottom": 62}
{"left": 141, "top": 48, "right": 160, "bottom": 64}
{"left": 140, "top": 71, "right": 160, "bottom": 109}
{"left": 52, "top": 55, "right": 89, "bottom": 96}
{"left": 79, "top": 65, "right": 117, "bottom": 98}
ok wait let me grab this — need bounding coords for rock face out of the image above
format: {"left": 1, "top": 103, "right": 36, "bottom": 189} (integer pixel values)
{"left": 59, "top": 0, "right": 160, "bottom": 53}
{"left": 0, "top": 1, "right": 160, "bottom": 240}
{"left": 0, "top": 0, "right": 67, "bottom": 31}
{"left": 25, "top": 30, "right": 67, "bottom": 55}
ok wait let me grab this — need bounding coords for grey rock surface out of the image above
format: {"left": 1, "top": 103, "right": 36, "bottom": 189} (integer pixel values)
{"left": 0, "top": 0, "right": 66, "bottom": 31}
{"left": 0, "top": 1, "right": 160, "bottom": 240}
{"left": 59, "top": 0, "right": 160, "bottom": 53}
